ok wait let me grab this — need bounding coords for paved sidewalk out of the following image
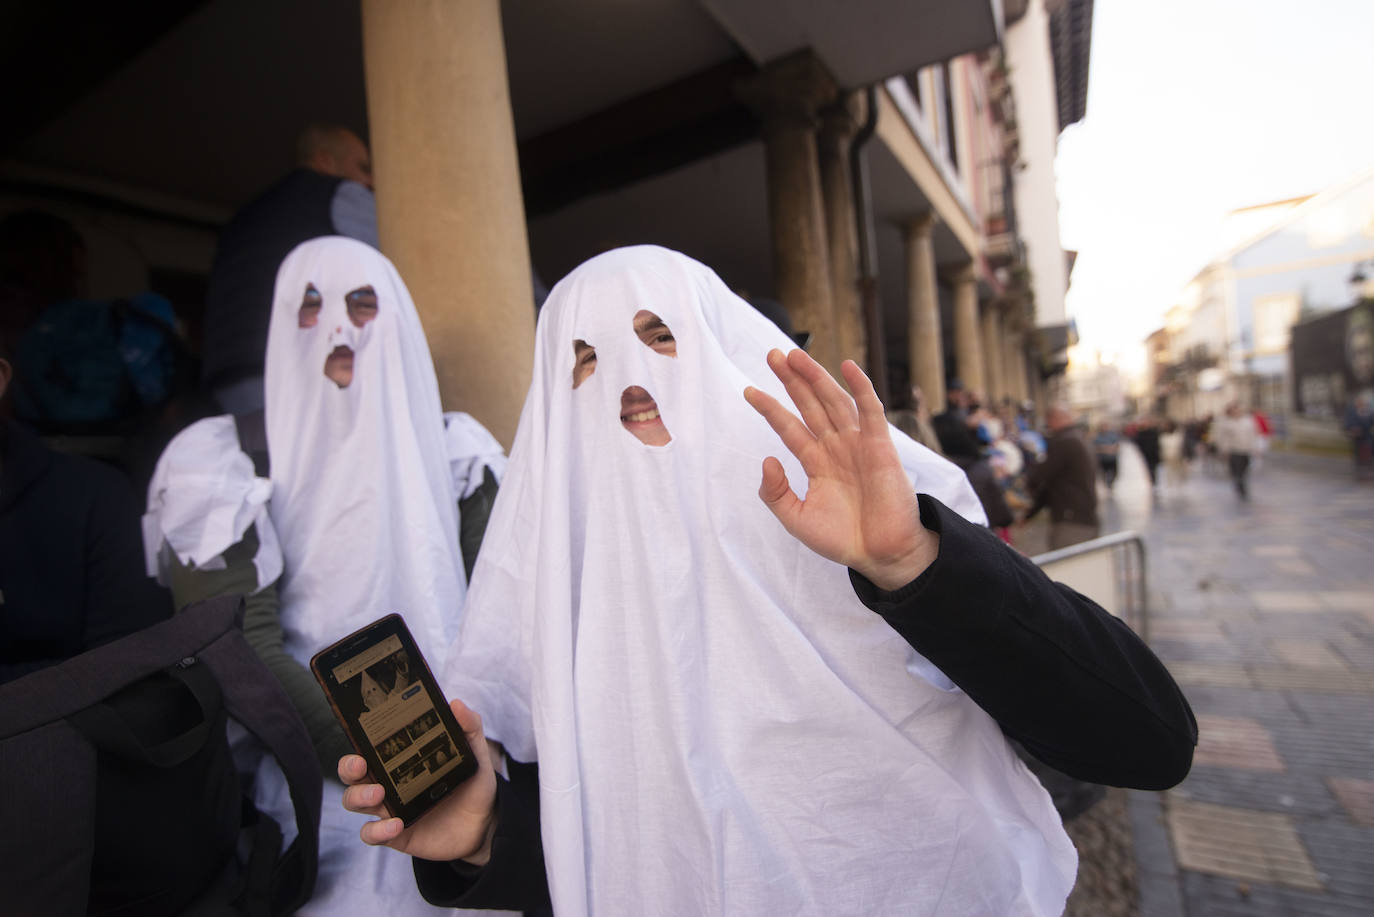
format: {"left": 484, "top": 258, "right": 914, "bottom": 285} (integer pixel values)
{"left": 1106, "top": 446, "right": 1374, "bottom": 915}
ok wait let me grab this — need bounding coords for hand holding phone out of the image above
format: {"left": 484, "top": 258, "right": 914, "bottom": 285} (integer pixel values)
{"left": 339, "top": 696, "right": 499, "bottom": 864}
{"left": 312, "top": 614, "right": 482, "bottom": 828}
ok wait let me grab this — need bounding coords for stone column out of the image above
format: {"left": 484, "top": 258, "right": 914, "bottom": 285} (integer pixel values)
{"left": 904, "top": 213, "right": 944, "bottom": 411}
{"left": 361, "top": 0, "right": 533, "bottom": 448}
{"left": 1004, "top": 327, "right": 1025, "bottom": 402}
{"left": 982, "top": 305, "right": 1004, "bottom": 405}
{"left": 739, "top": 51, "right": 840, "bottom": 374}
{"left": 1019, "top": 333, "right": 1031, "bottom": 401}
{"left": 951, "top": 263, "right": 986, "bottom": 398}
{"left": 818, "top": 93, "right": 865, "bottom": 367}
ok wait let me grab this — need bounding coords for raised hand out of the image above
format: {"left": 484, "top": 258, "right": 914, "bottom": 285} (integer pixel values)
{"left": 339, "top": 697, "right": 498, "bottom": 864}
{"left": 743, "top": 349, "right": 939, "bottom": 591}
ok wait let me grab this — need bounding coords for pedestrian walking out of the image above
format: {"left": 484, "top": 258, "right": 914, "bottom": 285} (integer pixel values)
{"left": 1345, "top": 393, "right": 1374, "bottom": 480}
{"left": 1025, "top": 404, "right": 1101, "bottom": 549}
{"left": 1213, "top": 402, "right": 1259, "bottom": 500}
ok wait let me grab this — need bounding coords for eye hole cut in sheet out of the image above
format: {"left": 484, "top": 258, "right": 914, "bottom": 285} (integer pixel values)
{"left": 570, "top": 308, "right": 678, "bottom": 446}
{"left": 298, "top": 282, "right": 380, "bottom": 388}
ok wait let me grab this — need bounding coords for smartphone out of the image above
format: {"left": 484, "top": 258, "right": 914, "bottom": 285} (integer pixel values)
{"left": 311, "top": 613, "right": 477, "bottom": 825}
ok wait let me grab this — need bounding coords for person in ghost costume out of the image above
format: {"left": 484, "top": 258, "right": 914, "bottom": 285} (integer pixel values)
{"left": 339, "top": 246, "right": 1196, "bottom": 915}
{"left": 144, "top": 237, "right": 507, "bottom": 915}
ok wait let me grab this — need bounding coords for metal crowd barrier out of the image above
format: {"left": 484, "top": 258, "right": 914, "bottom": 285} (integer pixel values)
{"left": 1031, "top": 531, "right": 1149, "bottom": 640}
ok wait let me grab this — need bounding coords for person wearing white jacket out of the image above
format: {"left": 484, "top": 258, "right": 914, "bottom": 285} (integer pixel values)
{"left": 1213, "top": 402, "right": 1259, "bottom": 500}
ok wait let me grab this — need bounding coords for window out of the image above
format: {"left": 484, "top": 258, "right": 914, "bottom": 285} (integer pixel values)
{"left": 1252, "top": 292, "right": 1300, "bottom": 356}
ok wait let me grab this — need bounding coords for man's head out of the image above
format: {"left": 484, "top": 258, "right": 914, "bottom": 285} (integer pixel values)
{"left": 296, "top": 124, "right": 373, "bottom": 189}
{"left": 945, "top": 379, "right": 967, "bottom": 411}
{"left": 1046, "top": 403, "right": 1075, "bottom": 433}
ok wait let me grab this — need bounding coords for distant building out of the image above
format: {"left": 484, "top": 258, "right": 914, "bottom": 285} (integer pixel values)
{"left": 1144, "top": 165, "right": 1374, "bottom": 435}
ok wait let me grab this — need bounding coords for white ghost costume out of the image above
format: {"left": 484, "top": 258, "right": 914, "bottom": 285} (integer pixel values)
{"left": 444, "top": 246, "right": 1076, "bottom": 916}
{"left": 145, "top": 237, "right": 506, "bottom": 916}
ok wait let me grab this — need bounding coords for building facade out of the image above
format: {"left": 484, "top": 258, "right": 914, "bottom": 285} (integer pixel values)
{"left": 5, "top": 0, "right": 1091, "bottom": 445}
{"left": 1146, "top": 167, "right": 1374, "bottom": 435}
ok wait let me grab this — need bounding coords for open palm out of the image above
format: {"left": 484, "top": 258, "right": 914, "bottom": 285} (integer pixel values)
{"left": 744, "top": 349, "right": 938, "bottom": 591}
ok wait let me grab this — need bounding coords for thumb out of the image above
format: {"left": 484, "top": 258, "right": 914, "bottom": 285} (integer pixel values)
{"left": 758, "top": 456, "right": 801, "bottom": 525}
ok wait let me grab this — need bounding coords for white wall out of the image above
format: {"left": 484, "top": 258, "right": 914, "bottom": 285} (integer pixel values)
{"left": 1004, "top": 0, "right": 1069, "bottom": 328}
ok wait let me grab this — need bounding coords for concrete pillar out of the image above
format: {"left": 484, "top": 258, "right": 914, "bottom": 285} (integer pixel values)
{"left": 361, "top": 0, "right": 533, "bottom": 448}
{"left": 818, "top": 93, "right": 865, "bottom": 367}
{"left": 982, "top": 306, "right": 1004, "bottom": 405}
{"left": 739, "top": 52, "right": 840, "bottom": 374}
{"left": 904, "top": 213, "right": 944, "bottom": 411}
{"left": 951, "top": 264, "right": 986, "bottom": 398}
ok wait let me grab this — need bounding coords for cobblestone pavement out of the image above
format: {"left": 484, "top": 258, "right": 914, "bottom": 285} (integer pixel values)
{"left": 1102, "top": 445, "right": 1374, "bottom": 916}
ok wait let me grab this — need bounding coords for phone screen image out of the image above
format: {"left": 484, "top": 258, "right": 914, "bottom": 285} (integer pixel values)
{"left": 313, "top": 614, "right": 476, "bottom": 823}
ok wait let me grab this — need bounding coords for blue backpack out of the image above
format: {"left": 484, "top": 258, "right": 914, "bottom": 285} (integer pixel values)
{"left": 15, "top": 293, "right": 191, "bottom": 430}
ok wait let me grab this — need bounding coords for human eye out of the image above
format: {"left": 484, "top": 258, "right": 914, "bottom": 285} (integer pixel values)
{"left": 572, "top": 339, "right": 597, "bottom": 389}
{"left": 299, "top": 283, "right": 322, "bottom": 328}
{"left": 346, "top": 286, "right": 379, "bottom": 327}
{"left": 632, "top": 310, "right": 677, "bottom": 357}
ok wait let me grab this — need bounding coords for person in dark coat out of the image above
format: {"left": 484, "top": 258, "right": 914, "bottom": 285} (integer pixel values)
{"left": 1025, "top": 404, "right": 1100, "bottom": 550}
{"left": 202, "top": 124, "right": 377, "bottom": 413}
{"left": 0, "top": 348, "right": 170, "bottom": 684}
{"left": 1132, "top": 416, "right": 1162, "bottom": 489}
{"left": 932, "top": 382, "right": 1012, "bottom": 528}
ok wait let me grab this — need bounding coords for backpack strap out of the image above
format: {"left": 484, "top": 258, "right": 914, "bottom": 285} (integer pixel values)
{"left": 0, "top": 596, "right": 241, "bottom": 737}
{"left": 234, "top": 410, "right": 270, "bottom": 478}
{"left": 198, "top": 608, "right": 322, "bottom": 915}
{"left": 0, "top": 598, "right": 244, "bottom": 917}
{"left": 0, "top": 596, "right": 321, "bottom": 916}
{"left": 66, "top": 661, "right": 222, "bottom": 768}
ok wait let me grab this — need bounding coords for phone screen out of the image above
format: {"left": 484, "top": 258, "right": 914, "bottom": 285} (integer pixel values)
{"left": 312, "top": 614, "right": 476, "bottom": 823}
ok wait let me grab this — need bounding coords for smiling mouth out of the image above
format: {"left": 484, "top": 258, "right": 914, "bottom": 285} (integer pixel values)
{"left": 324, "top": 345, "right": 355, "bottom": 387}
{"left": 620, "top": 386, "right": 671, "bottom": 446}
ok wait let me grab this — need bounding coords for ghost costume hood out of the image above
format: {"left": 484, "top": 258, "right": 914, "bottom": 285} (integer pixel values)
{"left": 263, "top": 236, "right": 465, "bottom": 667}
{"left": 445, "top": 247, "right": 1074, "bottom": 916}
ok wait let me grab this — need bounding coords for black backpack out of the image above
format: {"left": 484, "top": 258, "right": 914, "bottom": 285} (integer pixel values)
{"left": 0, "top": 595, "right": 321, "bottom": 917}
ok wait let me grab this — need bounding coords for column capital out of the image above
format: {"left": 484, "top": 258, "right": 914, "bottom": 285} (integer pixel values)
{"left": 737, "top": 50, "right": 838, "bottom": 131}
{"left": 947, "top": 261, "right": 978, "bottom": 285}
{"left": 818, "top": 90, "right": 864, "bottom": 143}
{"left": 904, "top": 211, "right": 938, "bottom": 238}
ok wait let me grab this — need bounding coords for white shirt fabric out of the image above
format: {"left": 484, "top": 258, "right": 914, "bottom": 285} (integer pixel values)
{"left": 142, "top": 414, "right": 281, "bottom": 588}
{"left": 145, "top": 237, "right": 503, "bottom": 917}
{"left": 1214, "top": 414, "right": 1259, "bottom": 455}
{"left": 444, "top": 246, "right": 1075, "bottom": 916}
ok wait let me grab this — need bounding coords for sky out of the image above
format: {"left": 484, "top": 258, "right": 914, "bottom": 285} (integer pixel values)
{"left": 1056, "top": 0, "right": 1374, "bottom": 364}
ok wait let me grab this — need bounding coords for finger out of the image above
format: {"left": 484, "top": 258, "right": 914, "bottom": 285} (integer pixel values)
{"left": 840, "top": 360, "right": 889, "bottom": 438}
{"left": 785, "top": 348, "right": 860, "bottom": 433}
{"left": 448, "top": 697, "right": 492, "bottom": 770}
{"left": 359, "top": 816, "right": 406, "bottom": 847}
{"left": 338, "top": 754, "right": 369, "bottom": 786}
{"left": 341, "top": 780, "right": 389, "bottom": 816}
{"left": 744, "top": 384, "right": 819, "bottom": 469}
{"left": 757, "top": 456, "right": 803, "bottom": 533}
{"left": 767, "top": 348, "right": 835, "bottom": 438}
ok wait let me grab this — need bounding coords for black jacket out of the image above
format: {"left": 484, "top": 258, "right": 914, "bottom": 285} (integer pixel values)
{"left": 413, "top": 495, "right": 1197, "bottom": 911}
{"left": 201, "top": 169, "right": 346, "bottom": 389}
{"left": 1025, "top": 427, "right": 1100, "bottom": 527}
{"left": 0, "top": 420, "right": 170, "bottom": 683}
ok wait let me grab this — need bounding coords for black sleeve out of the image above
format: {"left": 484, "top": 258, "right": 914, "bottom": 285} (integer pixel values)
{"left": 458, "top": 468, "right": 500, "bottom": 581}
{"left": 413, "top": 759, "right": 551, "bottom": 912}
{"left": 851, "top": 495, "right": 1196, "bottom": 791}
